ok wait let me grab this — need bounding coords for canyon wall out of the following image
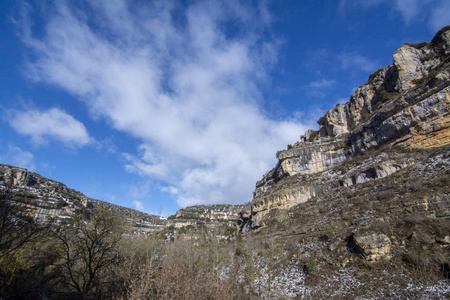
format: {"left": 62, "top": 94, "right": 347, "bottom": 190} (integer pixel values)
{"left": 240, "top": 26, "right": 450, "bottom": 232}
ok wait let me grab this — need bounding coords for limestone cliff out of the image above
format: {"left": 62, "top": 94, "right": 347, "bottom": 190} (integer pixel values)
{"left": 318, "top": 26, "right": 450, "bottom": 140}
{"left": 0, "top": 164, "right": 163, "bottom": 230}
{"left": 166, "top": 204, "right": 244, "bottom": 229}
{"left": 240, "top": 26, "right": 450, "bottom": 232}
{"left": 172, "top": 204, "right": 244, "bottom": 221}
{"left": 0, "top": 164, "right": 243, "bottom": 234}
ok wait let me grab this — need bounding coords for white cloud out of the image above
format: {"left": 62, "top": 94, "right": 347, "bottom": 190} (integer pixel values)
{"left": 339, "top": 0, "right": 446, "bottom": 29}
{"left": 338, "top": 0, "right": 385, "bottom": 12}
{"left": 303, "top": 79, "right": 336, "bottom": 98}
{"left": 0, "top": 145, "right": 36, "bottom": 171}
{"left": 132, "top": 200, "right": 144, "bottom": 211}
{"left": 8, "top": 107, "right": 91, "bottom": 147}
{"left": 19, "top": 1, "right": 307, "bottom": 206}
{"left": 429, "top": 1, "right": 450, "bottom": 32}
{"left": 394, "top": 0, "right": 422, "bottom": 24}
{"left": 308, "top": 79, "right": 336, "bottom": 89}
{"left": 338, "top": 52, "right": 379, "bottom": 73}
{"left": 129, "top": 181, "right": 152, "bottom": 199}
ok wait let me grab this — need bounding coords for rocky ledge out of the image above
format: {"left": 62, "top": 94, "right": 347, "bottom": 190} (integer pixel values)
{"left": 0, "top": 164, "right": 164, "bottom": 231}
{"left": 240, "top": 26, "right": 450, "bottom": 233}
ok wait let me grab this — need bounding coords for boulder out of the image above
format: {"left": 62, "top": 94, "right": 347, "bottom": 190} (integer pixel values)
{"left": 354, "top": 233, "right": 392, "bottom": 261}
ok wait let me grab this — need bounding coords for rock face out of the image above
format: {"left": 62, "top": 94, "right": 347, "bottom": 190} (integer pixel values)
{"left": 0, "top": 164, "right": 242, "bottom": 234}
{"left": 173, "top": 204, "right": 244, "bottom": 221}
{"left": 0, "top": 164, "right": 163, "bottom": 230}
{"left": 0, "top": 167, "right": 37, "bottom": 187}
{"left": 239, "top": 26, "right": 450, "bottom": 241}
{"left": 167, "top": 204, "right": 244, "bottom": 229}
{"left": 318, "top": 28, "right": 450, "bottom": 141}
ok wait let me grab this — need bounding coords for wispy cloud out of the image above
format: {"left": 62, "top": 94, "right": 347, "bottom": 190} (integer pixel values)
{"left": 128, "top": 180, "right": 152, "bottom": 199}
{"left": 7, "top": 107, "right": 91, "bottom": 147}
{"left": 18, "top": 1, "right": 307, "bottom": 206}
{"left": 302, "top": 79, "right": 336, "bottom": 98}
{"left": 0, "top": 145, "right": 36, "bottom": 171}
{"left": 394, "top": 0, "right": 422, "bottom": 24}
{"left": 339, "top": 0, "right": 449, "bottom": 29}
{"left": 429, "top": 1, "right": 450, "bottom": 31}
{"left": 338, "top": 0, "right": 385, "bottom": 12}
{"left": 308, "top": 79, "right": 336, "bottom": 89}
{"left": 338, "top": 52, "right": 379, "bottom": 73}
{"left": 132, "top": 200, "right": 144, "bottom": 212}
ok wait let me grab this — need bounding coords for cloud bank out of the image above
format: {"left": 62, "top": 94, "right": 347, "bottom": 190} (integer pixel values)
{"left": 19, "top": 1, "right": 307, "bottom": 206}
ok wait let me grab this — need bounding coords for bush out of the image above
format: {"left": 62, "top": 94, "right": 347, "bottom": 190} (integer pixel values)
{"left": 57, "top": 198, "right": 68, "bottom": 207}
{"left": 420, "top": 53, "right": 435, "bottom": 63}
{"left": 307, "top": 131, "right": 319, "bottom": 142}
{"left": 412, "top": 77, "right": 427, "bottom": 85}
{"left": 122, "top": 259, "right": 234, "bottom": 300}
{"left": 304, "top": 256, "right": 317, "bottom": 275}
{"left": 235, "top": 233, "right": 245, "bottom": 256}
{"left": 360, "top": 113, "right": 368, "bottom": 123}
{"left": 405, "top": 42, "right": 428, "bottom": 49}
{"left": 369, "top": 67, "right": 384, "bottom": 80}
{"left": 431, "top": 25, "right": 450, "bottom": 45}
{"left": 379, "top": 90, "right": 399, "bottom": 102}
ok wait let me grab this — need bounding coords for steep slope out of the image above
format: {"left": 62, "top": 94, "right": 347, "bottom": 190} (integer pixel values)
{"left": 167, "top": 204, "right": 243, "bottom": 228}
{"left": 0, "top": 163, "right": 245, "bottom": 235}
{"left": 240, "top": 26, "right": 450, "bottom": 232}
{"left": 231, "top": 26, "right": 450, "bottom": 299}
{"left": 0, "top": 164, "right": 164, "bottom": 230}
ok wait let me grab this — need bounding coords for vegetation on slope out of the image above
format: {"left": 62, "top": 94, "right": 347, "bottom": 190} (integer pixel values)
{"left": 1, "top": 145, "right": 450, "bottom": 300}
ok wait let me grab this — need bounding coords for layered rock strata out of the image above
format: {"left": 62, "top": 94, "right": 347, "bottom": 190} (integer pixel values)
{"left": 240, "top": 26, "right": 450, "bottom": 233}
{"left": 0, "top": 164, "right": 243, "bottom": 234}
{"left": 167, "top": 204, "right": 244, "bottom": 229}
{"left": 0, "top": 164, "right": 163, "bottom": 229}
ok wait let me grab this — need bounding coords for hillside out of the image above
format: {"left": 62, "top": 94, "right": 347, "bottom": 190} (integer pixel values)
{"left": 240, "top": 26, "right": 450, "bottom": 231}
{"left": 0, "top": 164, "right": 164, "bottom": 230}
{"left": 0, "top": 163, "right": 244, "bottom": 235}
{"left": 233, "top": 26, "right": 450, "bottom": 298}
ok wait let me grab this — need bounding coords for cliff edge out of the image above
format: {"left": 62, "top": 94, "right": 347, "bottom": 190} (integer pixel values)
{"left": 240, "top": 26, "right": 450, "bottom": 232}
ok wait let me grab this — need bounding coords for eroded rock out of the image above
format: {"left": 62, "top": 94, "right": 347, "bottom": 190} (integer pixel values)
{"left": 354, "top": 233, "right": 392, "bottom": 261}
{"left": 239, "top": 26, "right": 450, "bottom": 232}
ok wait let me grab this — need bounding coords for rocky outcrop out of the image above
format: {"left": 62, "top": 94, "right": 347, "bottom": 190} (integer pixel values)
{"left": 318, "top": 27, "right": 450, "bottom": 140}
{"left": 0, "top": 165, "right": 37, "bottom": 187}
{"left": 240, "top": 152, "right": 417, "bottom": 232}
{"left": 0, "top": 164, "right": 163, "bottom": 230}
{"left": 240, "top": 26, "right": 450, "bottom": 236}
{"left": 351, "top": 233, "right": 392, "bottom": 261}
{"left": 350, "top": 82, "right": 450, "bottom": 151}
{"left": 173, "top": 204, "right": 244, "bottom": 221}
{"left": 168, "top": 204, "right": 244, "bottom": 229}
{"left": 0, "top": 163, "right": 244, "bottom": 234}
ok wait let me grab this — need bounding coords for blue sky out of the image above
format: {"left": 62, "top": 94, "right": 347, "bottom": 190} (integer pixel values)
{"left": 0, "top": 0, "right": 449, "bottom": 217}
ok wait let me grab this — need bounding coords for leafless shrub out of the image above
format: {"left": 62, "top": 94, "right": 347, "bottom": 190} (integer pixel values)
{"left": 121, "top": 260, "right": 235, "bottom": 300}
{"left": 118, "top": 236, "right": 238, "bottom": 300}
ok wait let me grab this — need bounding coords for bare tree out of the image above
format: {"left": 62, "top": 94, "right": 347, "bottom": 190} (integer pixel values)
{"left": 0, "top": 190, "right": 42, "bottom": 260}
{"left": 55, "top": 208, "right": 124, "bottom": 298}
{"left": 0, "top": 189, "right": 55, "bottom": 298}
